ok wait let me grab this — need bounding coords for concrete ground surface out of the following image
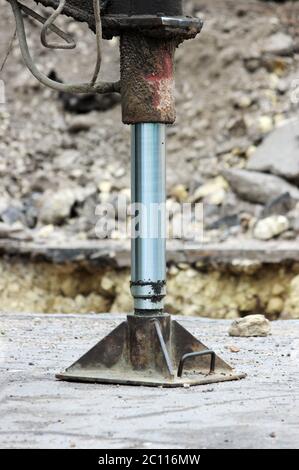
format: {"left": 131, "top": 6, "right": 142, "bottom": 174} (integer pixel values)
{"left": 0, "top": 313, "right": 298, "bottom": 449}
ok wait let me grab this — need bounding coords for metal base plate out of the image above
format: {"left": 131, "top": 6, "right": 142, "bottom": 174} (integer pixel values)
{"left": 56, "top": 315, "right": 246, "bottom": 388}
{"left": 56, "top": 370, "right": 245, "bottom": 388}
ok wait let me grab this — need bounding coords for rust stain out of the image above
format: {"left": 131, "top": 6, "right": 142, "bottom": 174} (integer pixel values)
{"left": 144, "top": 51, "right": 174, "bottom": 110}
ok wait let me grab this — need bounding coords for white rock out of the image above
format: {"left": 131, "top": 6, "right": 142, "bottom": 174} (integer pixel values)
{"left": 190, "top": 176, "right": 228, "bottom": 204}
{"left": 36, "top": 224, "right": 55, "bottom": 238}
{"left": 170, "top": 184, "right": 188, "bottom": 202}
{"left": 98, "top": 181, "right": 112, "bottom": 193}
{"left": 253, "top": 215, "right": 289, "bottom": 240}
{"left": 229, "top": 314, "right": 271, "bottom": 337}
{"left": 258, "top": 116, "right": 273, "bottom": 134}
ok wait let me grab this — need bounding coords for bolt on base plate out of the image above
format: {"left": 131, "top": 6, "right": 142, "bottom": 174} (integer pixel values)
{"left": 56, "top": 314, "right": 246, "bottom": 387}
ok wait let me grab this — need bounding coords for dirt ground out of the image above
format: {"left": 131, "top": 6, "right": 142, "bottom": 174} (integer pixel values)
{"left": 1, "top": 313, "right": 298, "bottom": 449}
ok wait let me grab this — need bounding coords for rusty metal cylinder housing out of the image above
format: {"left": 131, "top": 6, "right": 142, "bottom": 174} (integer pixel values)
{"left": 120, "top": 33, "right": 177, "bottom": 125}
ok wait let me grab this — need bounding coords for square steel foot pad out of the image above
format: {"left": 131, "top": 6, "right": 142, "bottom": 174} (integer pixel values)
{"left": 56, "top": 314, "right": 246, "bottom": 387}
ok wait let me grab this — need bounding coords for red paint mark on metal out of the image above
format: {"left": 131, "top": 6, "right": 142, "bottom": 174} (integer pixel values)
{"left": 144, "top": 49, "right": 174, "bottom": 109}
{"left": 144, "top": 52, "right": 173, "bottom": 83}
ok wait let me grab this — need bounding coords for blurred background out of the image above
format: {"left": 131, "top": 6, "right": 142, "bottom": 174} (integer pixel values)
{"left": 0, "top": 0, "right": 299, "bottom": 319}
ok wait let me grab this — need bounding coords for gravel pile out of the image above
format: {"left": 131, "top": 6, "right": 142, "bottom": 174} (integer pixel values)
{"left": 0, "top": 0, "right": 299, "bottom": 245}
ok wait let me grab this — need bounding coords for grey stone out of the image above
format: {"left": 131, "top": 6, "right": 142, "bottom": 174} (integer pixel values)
{"left": 222, "top": 168, "right": 299, "bottom": 204}
{"left": 289, "top": 204, "right": 299, "bottom": 234}
{"left": 229, "top": 314, "right": 271, "bottom": 337}
{"left": 260, "top": 192, "right": 296, "bottom": 219}
{"left": 262, "top": 32, "right": 294, "bottom": 56}
{"left": 38, "top": 189, "right": 77, "bottom": 225}
{"left": 206, "top": 214, "right": 240, "bottom": 230}
{"left": 247, "top": 120, "right": 299, "bottom": 181}
{"left": 67, "top": 114, "right": 97, "bottom": 133}
{"left": 1, "top": 206, "right": 25, "bottom": 225}
{"left": 53, "top": 150, "right": 81, "bottom": 170}
{"left": 0, "top": 221, "right": 25, "bottom": 238}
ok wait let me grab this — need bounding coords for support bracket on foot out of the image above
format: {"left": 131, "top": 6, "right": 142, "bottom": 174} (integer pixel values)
{"left": 56, "top": 314, "right": 246, "bottom": 387}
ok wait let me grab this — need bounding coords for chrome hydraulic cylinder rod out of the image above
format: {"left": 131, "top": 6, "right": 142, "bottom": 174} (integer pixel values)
{"left": 131, "top": 123, "right": 166, "bottom": 314}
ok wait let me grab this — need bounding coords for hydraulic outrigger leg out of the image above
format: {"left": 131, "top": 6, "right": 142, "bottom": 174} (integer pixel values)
{"left": 7, "top": 0, "right": 245, "bottom": 387}
{"left": 56, "top": 122, "right": 245, "bottom": 387}
{"left": 55, "top": 0, "right": 245, "bottom": 387}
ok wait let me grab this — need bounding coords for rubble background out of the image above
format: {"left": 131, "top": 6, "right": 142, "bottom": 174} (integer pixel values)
{"left": 1, "top": 0, "right": 299, "bottom": 317}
